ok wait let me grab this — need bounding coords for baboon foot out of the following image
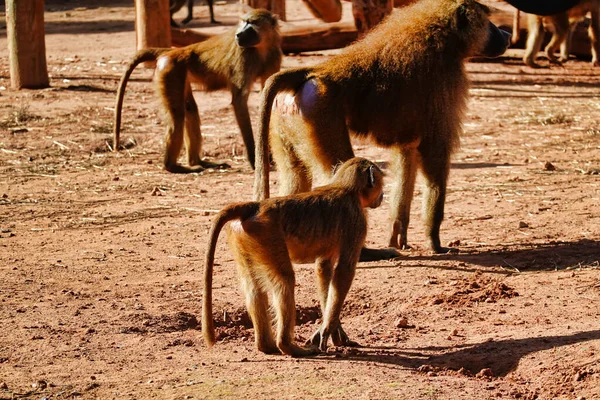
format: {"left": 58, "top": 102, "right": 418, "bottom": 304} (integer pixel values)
{"left": 431, "top": 245, "right": 459, "bottom": 254}
{"left": 198, "top": 160, "right": 230, "bottom": 170}
{"left": 181, "top": 16, "right": 193, "bottom": 25}
{"left": 359, "top": 247, "right": 400, "bottom": 262}
{"left": 308, "top": 325, "right": 358, "bottom": 351}
{"left": 278, "top": 341, "right": 320, "bottom": 357}
{"left": 164, "top": 163, "right": 206, "bottom": 174}
{"left": 257, "top": 341, "right": 281, "bottom": 355}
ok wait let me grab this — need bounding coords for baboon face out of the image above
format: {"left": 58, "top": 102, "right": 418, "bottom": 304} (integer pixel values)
{"left": 452, "top": 1, "right": 510, "bottom": 58}
{"left": 235, "top": 10, "right": 278, "bottom": 48}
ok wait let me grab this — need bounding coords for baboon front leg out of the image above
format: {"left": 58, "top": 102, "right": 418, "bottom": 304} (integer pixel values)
{"left": 181, "top": 0, "right": 194, "bottom": 24}
{"left": 388, "top": 147, "right": 418, "bottom": 250}
{"left": 232, "top": 88, "right": 256, "bottom": 169}
{"left": 524, "top": 16, "right": 545, "bottom": 67}
{"left": 310, "top": 255, "right": 358, "bottom": 352}
{"left": 308, "top": 259, "right": 359, "bottom": 348}
{"left": 420, "top": 148, "right": 456, "bottom": 254}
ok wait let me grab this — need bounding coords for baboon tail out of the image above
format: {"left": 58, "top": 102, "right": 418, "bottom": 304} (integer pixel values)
{"left": 253, "top": 67, "right": 313, "bottom": 201}
{"left": 113, "top": 48, "right": 172, "bottom": 152}
{"left": 202, "top": 202, "right": 261, "bottom": 348}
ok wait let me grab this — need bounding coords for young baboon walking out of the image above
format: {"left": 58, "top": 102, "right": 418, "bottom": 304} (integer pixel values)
{"left": 522, "top": 0, "right": 599, "bottom": 67}
{"left": 113, "top": 9, "right": 282, "bottom": 173}
{"left": 203, "top": 157, "right": 385, "bottom": 356}
{"left": 254, "top": 0, "right": 510, "bottom": 257}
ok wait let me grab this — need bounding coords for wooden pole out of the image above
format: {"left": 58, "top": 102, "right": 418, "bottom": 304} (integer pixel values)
{"left": 135, "top": 0, "right": 172, "bottom": 51}
{"left": 241, "top": 0, "right": 286, "bottom": 21}
{"left": 6, "top": 0, "right": 49, "bottom": 89}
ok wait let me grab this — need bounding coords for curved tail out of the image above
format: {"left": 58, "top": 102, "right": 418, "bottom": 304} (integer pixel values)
{"left": 113, "top": 48, "right": 172, "bottom": 152}
{"left": 202, "top": 202, "right": 261, "bottom": 347}
{"left": 253, "top": 67, "right": 313, "bottom": 201}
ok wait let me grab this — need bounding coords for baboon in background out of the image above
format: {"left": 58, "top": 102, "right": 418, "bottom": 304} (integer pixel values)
{"left": 522, "top": 0, "right": 600, "bottom": 67}
{"left": 253, "top": 0, "right": 510, "bottom": 258}
{"left": 113, "top": 9, "right": 282, "bottom": 173}
{"left": 203, "top": 157, "right": 385, "bottom": 356}
{"left": 170, "top": 0, "right": 217, "bottom": 27}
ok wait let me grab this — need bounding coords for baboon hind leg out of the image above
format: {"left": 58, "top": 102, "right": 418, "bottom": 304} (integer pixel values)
{"left": 388, "top": 146, "right": 419, "bottom": 250}
{"left": 420, "top": 146, "right": 456, "bottom": 254}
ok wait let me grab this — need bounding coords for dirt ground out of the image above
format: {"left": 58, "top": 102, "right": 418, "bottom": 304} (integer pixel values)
{"left": 1, "top": 1, "right": 599, "bottom": 399}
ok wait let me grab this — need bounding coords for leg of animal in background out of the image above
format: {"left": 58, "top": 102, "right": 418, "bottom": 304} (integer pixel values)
{"left": 387, "top": 146, "right": 418, "bottom": 250}
{"left": 512, "top": 9, "right": 521, "bottom": 44}
{"left": 544, "top": 13, "right": 570, "bottom": 64}
{"left": 182, "top": 0, "right": 195, "bottom": 24}
{"left": 524, "top": 14, "right": 546, "bottom": 67}
{"left": 183, "top": 84, "right": 203, "bottom": 167}
{"left": 590, "top": 7, "right": 600, "bottom": 66}
{"left": 231, "top": 88, "right": 256, "bottom": 169}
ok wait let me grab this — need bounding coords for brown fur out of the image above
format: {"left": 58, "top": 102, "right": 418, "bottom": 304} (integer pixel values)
{"left": 253, "top": 0, "right": 510, "bottom": 255}
{"left": 203, "top": 157, "right": 384, "bottom": 356}
{"left": 523, "top": 0, "right": 600, "bottom": 67}
{"left": 113, "top": 9, "right": 282, "bottom": 173}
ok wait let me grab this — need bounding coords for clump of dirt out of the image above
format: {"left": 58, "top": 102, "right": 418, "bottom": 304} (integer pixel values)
{"left": 426, "top": 276, "right": 519, "bottom": 307}
{"left": 120, "top": 311, "right": 199, "bottom": 334}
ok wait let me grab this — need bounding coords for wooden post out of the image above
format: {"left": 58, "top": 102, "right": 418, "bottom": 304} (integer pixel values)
{"left": 6, "top": 0, "right": 49, "bottom": 89}
{"left": 301, "top": 0, "right": 342, "bottom": 23}
{"left": 351, "top": 0, "right": 393, "bottom": 36}
{"left": 135, "top": 0, "right": 171, "bottom": 51}
{"left": 241, "top": 0, "right": 286, "bottom": 21}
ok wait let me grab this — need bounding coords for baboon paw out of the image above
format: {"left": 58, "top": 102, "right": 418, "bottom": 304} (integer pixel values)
{"left": 331, "top": 326, "right": 360, "bottom": 347}
{"left": 433, "top": 246, "right": 459, "bottom": 254}
{"left": 258, "top": 343, "right": 281, "bottom": 354}
{"left": 199, "top": 160, "right": 230, "bottom": 170}
{"left": 359, "top": 247, "right": 400, "bottom": 262}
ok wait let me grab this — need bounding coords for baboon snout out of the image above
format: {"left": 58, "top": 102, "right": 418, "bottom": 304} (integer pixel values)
{"left": 480, "top": 21, "right": 511, "bottom": 58}
{"left": 235, "top": 25, "right": 260, "bottom": 48}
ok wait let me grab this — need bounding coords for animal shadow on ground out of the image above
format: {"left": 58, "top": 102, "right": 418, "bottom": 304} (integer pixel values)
{"left": 368, "top": 239, "right": 599, "bottom": 272}
{"left": 316, "top": 329, "right": 600, "bottom": 377}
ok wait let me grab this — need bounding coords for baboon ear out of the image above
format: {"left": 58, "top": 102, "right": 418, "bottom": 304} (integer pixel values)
{"left": 455, "top": 4, "right": 470, "bottom": 30}
{"left": 367, "top": 165, "right": 375, "bottom": 188}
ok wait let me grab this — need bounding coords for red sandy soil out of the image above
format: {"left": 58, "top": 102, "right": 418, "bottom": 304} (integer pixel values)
{"left": 0, "top": 1, "right": 599, "bottom": 399}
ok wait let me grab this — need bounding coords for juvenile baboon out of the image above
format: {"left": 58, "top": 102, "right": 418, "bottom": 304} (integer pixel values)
{"left": 253, "top": 0, "right": 510, "bottom": 257}
{"left": 170, "top": 0, "right": 217, "bottom": 27}
{"left": 113, "top": 9, "right": 282, "bottom": 173}
{"left": 522, "top": 0, "right": 599, "bottom": 67}
{"left": 203, "top": 157, "right": 384, "bottom": 356}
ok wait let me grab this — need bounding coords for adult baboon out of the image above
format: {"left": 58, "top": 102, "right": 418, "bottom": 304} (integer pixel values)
{"left": 114, "top": 9, "right": 282, "bottom": 173}
{"left": 253, "top": 0, "right": 510, "bottom": 257}
{"left": 203, "top": 157, "right": 385, "bottom": 356}
{"left": 522, "top": 0, "right": 599, "bottom": 67}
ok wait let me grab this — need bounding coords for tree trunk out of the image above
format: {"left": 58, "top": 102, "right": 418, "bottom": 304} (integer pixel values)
{"left": 135, "top": 0, "right": 171, "bottom": 51}
{"left": 351, "top": 0, "right": 393, "bottom": 37}
{"left": 241, "top": 0, "right": 286, "bottom": 21}
{"left": 6, "top": 0, "right": 49, "bottom": 89}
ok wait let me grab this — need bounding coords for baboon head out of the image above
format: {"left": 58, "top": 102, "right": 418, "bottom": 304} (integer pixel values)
{"left": 332, "top": 158, "right": 385, "bottom": 209}
{"left": 445, "top": 0, "right": 511, "bottom": 59}
{"left": 235, "top": 9, "right": 280, "bottom": 48}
